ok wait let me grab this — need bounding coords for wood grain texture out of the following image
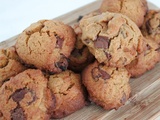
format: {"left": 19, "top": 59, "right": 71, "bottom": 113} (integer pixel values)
{"left": 0, "top": 0, "right": 160, "bottom": 120}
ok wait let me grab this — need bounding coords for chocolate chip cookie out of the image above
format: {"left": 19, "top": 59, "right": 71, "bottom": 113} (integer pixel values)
{"left": 82, "top": 61, "right": 131, "bottom": 110}
{"left": 0, "top": 69, "right": 54, "bottom": 120}
{"left": 0, "top": 46, "right": 26, "bottom": 87}
{"left": 48, "top": 70, "right": 85, "bottom": 119}
{"left": 16, "top": 20, "right": 76, "bottom": 73}
{"left": 126, "top": 38, "right": 160, "bottom": 77}
{"left": 79, "top": 12, "right": 144, "bottom": 67}
{"left": 100, "top": 0, "right": 148, "bottom": 27}
{"left": 141, "top": 10, "right": 160, "bottom": 44}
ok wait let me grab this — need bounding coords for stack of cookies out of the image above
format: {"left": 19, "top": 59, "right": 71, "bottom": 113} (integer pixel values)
{"left": 0, "top": 0, "right": 160, "bottom": 119}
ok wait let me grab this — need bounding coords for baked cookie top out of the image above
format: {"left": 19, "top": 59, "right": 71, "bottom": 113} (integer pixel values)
{"left": 79, "top": 12, "right": 144, "bottom": 67}
{"left": 48, "top": 70, "right": 85, "bottom": 119}
{"left": 0, "top": 69, "right": 54, "bottom": 120}
{"left": 16, "top": 20, "right": 76, "bottom": 73}
{"left": 82, "top": 61, "right": 131, "bottom": 110}
{"left": 100, "top": 0, "right": 148, "bottom": 27}
{"left": 141, "top": 10, "right": 160, "bottom": 44}
{"left": 0, "top": 46, "right": 26, "bottom": 86}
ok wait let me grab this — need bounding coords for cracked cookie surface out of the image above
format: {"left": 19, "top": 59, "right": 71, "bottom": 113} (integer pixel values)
{"left": 82, "top": 61, "right": 131, "bottom": 110}
{"left": 0, "top": 69, "right": 55, "bottom": 120}
{"left": 48, "top": 70, "right": 85, "bottom": 119}
{"left": 100, "top": 0, "right": 148, "bottom": 27}
{"left": 141, "top": 10, "right": 160, "bottom": 44}
{"left": 0, "top": 46, "right": 26, "bottom": 87}
{"left": 126, "top": 38, "right": 160, "bottom": 77}
{"left": 16, "top": 20, "right": 76, "bottom": 73}
{"left": 79, "top": 12, "right": 144, "bottom": 67}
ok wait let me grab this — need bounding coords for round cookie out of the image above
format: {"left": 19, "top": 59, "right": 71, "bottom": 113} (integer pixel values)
{"left": 82, "top": 61, "right": 131, "bottom": 110}
{"left": 16, "top": 20, "right": 76, "bottom": 74}
{"left": 48, "top": 70, "right": 86, "bottom": 119}
{"left": 126, "top": 38, "right": 160, "bottom": 77}
{"left": 0, "top": 46, "right": 26, "bottom": 87}
{"left": 79, "top": 12, "right": 144, "bottom": 67}
{"left": 141, "top": 10, "right": 160, "bottom": 44}
{"left": 0, "top": 69, "right": 55, "bottom": 120}
{"left": 100, "top": 0, "right": 148, "bottom": 27}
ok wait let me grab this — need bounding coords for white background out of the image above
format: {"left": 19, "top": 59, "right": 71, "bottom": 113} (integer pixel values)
{"left": 0, "top": 0, "right": 160, "bottom": 42}
{"left": 0, "top": 0, "right": 160, "bottom": 120}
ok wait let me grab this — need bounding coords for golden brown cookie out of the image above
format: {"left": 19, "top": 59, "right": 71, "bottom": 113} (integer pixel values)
{"left": 0, "top": 69, "right": 54, "bottom": 120}
{"left": 16, "top": 20, "right": 76, "bottom": 74}
{"left": 0, "top": 46, "right": 26, "bottom": 87}
{"left": 79, "top": 12, "right": 144, "bottom": 67}
{"left": 141, "top": 10, "right": 160, "bottom": 44}
{"left": 82, "top": 61, "right": 131, "bottom": 110}
{"left": 100, "top": 0, "right": 148, "bottom": 27}
{"left": 126, "top": 38, "right": 160, "bottom": 77}
{"left": 48, "top": 70, "right": 85, "bottom": 119}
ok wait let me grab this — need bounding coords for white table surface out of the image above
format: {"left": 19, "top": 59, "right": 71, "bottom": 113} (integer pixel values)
{"left": 0, "top": 0, "right": 160, "bottom": 120}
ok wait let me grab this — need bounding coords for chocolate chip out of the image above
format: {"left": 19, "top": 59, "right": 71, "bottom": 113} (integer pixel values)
{"left": 94, "top": 36, "right": 110, "bottom": 49}
{"left": 55, "top": 55, "right": 68, "bottom": 71}
{"left": 11, "top": 88, "right": 28, "bottom": 102}
{"left": 55, "top": 35, "right": 64, "bottom": 49}
{"left": 11, "top": 106, "right": 26, "bottom": 120}
{"left": 77, "top": 15, "right": 83, "bottom": 22}
{"left": 99, "top": 69, "right": 110, "bottom": 80}
{"left": 120, "top": 93, "right": 126, "bottom": 105}
{"left": 91, "top": 67, "right": 110, "bottom": 81}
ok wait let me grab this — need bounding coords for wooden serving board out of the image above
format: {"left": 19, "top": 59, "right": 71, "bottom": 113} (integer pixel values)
{"left": 0, "top": 0, "right": 160, "bottom": 120}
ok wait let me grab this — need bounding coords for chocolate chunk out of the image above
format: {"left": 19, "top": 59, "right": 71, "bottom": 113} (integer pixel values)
{"left": 99, "top": 69, "right": 110, "bottom": 80}
{"left": 77, "top": 15, "right": 83, "bottom": 22}
{"left": 91, "top": 67, "right": 110, "bottom": 81}
{"left": 11, "top": 106, "right": 26, "bottom": 120}
{"left": 55, "top": 55, "right": 68, "bottom": 71}
{"left": 120, "top": 93, "right": 126, "bottom": 105}
{"left": 11, "top": 88, "right": 28, "bottom": 102}
{"left": 94, "top": 36, "right": 110, "bottom": 49}
{"left": 55, "top": 35, "right": 64, "bottom": 49}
